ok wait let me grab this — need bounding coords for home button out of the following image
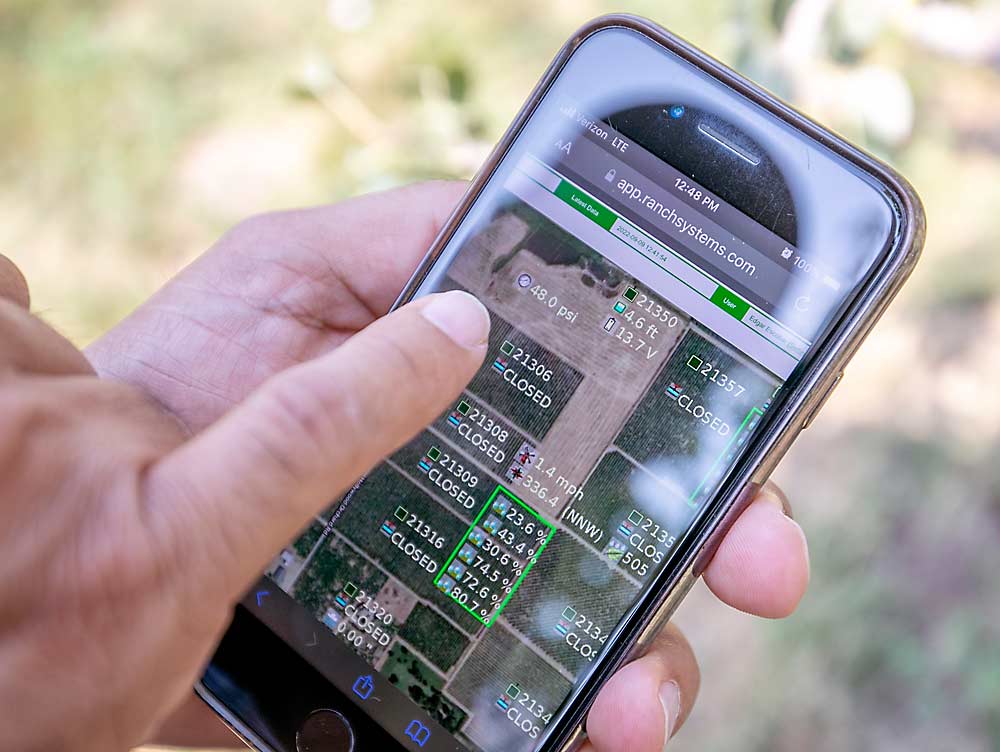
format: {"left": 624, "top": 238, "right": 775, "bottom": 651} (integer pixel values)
{"left": 296, "top": 709, "right": 355, "bottom": 752}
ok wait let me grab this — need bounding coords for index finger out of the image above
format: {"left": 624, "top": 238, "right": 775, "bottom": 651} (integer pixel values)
{"left": 216, "top": 180, "right": 468, "bottom": 318}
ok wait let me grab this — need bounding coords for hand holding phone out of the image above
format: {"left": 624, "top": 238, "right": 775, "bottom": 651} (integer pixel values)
{"left": 0, "top": 9, "right": 931, "bottom": 752}
{"left": 198, "top": 14, "right": 922, "bottom": 752}
{"left": 0, "top": 184, "right": 803, "bottom": 752}
{"left": 0, "top": 225, "right": 490, "bottom": 751}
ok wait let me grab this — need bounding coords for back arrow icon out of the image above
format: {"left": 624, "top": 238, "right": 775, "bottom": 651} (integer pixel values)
{"left": 255, "top": 590, "right": 270, "bottom": 607}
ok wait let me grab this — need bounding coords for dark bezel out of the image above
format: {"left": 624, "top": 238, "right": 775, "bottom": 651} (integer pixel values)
{"left": 198, "top": 13, "right": 924, "bottom": 752}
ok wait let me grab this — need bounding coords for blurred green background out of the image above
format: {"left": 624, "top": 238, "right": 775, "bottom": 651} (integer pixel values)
{"left": 2, "top": 1, "right": 999, "bottom": 750}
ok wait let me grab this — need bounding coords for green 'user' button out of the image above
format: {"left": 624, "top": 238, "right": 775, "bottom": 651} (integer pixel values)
{"left": 710, "top": 286, "right": 750, "bottom": 320}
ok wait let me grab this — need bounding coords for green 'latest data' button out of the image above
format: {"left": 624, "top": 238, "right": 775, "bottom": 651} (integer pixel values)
{"left": 554, "top": 181, "right": 616, "bottom": 230}
{"left": 710, "top": 286, "right": 750, "bottom": 319}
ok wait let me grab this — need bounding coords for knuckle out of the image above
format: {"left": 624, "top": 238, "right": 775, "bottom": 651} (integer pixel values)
{"left": 364, "top": 333, "right": 449, "bottom": 418}
{"left": 371, "top": 329, "right": 425, "bottom": 384}
{"left": 0, "top": 381, "right": 56, "bottom": 438}
{"left": 255, "top": 370, "right": 356, "bottom": 475}
{"left": 223, "top": 210, "right": 284, "bottom": 246}
{"left": 143, "top": 465, "right": 235, "bottom": 594}
{"left": 75, "top": 509, "right": 162, "bottom": 603}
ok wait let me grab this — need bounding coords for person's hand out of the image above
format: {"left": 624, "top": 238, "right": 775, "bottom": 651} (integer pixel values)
{"left": 89, "top": 182, "right": 810, "bottom": 751}
{"left": 0, "top": 249, "right": 490, "bottom": 752}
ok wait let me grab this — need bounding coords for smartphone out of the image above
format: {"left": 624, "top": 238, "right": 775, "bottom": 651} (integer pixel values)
{"left": 198, "top": 14, "right": 924, "bottom": 752}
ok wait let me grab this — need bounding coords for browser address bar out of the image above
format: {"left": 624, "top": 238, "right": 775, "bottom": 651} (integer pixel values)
{"left": 551, "top": 136, "right": 796, "bottom": 307}
{"left": 509, "top": 154, "right": 810, "bottom": 362}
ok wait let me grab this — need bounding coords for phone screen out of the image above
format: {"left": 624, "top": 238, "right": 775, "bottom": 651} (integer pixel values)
{"left": 249, "top": 27, "right": 896, "bottom": 752}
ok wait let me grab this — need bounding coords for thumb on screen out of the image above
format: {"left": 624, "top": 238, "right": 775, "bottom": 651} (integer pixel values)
{"left": 147, "top": 290, "right": 490, "bottom": 596}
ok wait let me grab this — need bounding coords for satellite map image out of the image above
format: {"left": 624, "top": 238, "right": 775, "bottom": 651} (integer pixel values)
{"left": 268, "top": 193, "right": 778, "bottom": 752}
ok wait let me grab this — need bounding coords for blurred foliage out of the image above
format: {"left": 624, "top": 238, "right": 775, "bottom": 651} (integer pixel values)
{"left": 2, "top": 1, "right": 999, "bottom": 751}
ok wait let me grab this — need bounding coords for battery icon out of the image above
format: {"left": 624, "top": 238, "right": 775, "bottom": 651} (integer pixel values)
{"left": 604, "top": 317, "right": 617, "bottom": 332}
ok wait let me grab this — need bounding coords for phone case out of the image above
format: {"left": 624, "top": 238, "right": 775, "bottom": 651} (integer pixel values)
{"left": 389, "top": 14, "right": 925, "bottom": 752}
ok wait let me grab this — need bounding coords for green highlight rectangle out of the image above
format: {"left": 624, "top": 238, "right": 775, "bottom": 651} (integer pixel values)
{"left": 457, "top": 400, "right": 471, "bottom": 415}
{"left": 435, "top": 485, "right": 555, "bottom": 627}
{"left": 554, "top": 181, "right": 617, "bottom": 230}
{"left": 709, "top": 286, "right": 750, "bottom": 320}
{"left": 344, "top": 582, "right": 358, "bottom": 597}
{"left": 500, "top": 340, "right": 514, "bottom": 355}
{"left": 686, "top": 406, "right": 764, "bottom": 508}
{"left": 394, "top": 505, "right": 408, "bottom": 521}
{"left": 427, "top": 446, "right": 441, "bottom": 461}
{"left": 623, "top": 286, "right": 638, "bottom": 302}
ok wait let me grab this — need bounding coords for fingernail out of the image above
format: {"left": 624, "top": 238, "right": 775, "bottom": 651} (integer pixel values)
{"left": 761, "top": 483, "right": 794, "bottom": 519}
{"left": 421, "top": 291, "right": 490, "bottom": 349}
{"left": 659, "top": 680, "right": 681, "bottom": 742}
